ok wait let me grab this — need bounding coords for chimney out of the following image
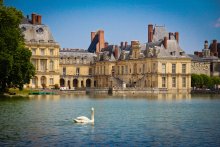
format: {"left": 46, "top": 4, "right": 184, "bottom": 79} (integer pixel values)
{"left": 114, "top": 45, "right": 119, "bottom": 59}
{"left": 194, "top": 51, "right": 203, "bottom": 57}
{"left": 91, "top": 32, "right": 96, "bottom": 42}
{"left": 125, "top": 41, "right": 128, "bottom": 48}
{"left": 169, "top": 32, "right": 172, "bottom": 39}
{"left": 194, "top": 51, "right": 199, "bottom": 56}
{"left": 98, "top": 30, "right": 105, "bottom": 51}
{"left": 148, "top": 24, "right": 153, "bottom": 43}
{"left": 175, "top": 32, "right": 179, "bottom": 43}
{"left": 104, "top": 42, "right": 109, "bottom": 48}
{"left": 36, "top": 15, "right": 42, "bottom": 24}
{"left": 120, "top": 42, "right": 124, "bottom": 48}
{"left": 163, "top": 37, "right": 168, "bottom": 49}
{"left": 31, "top": 13, "right": 37, "bottom": 24}
{"left": 213, "top": 40, "right": 218, "bottom": 52}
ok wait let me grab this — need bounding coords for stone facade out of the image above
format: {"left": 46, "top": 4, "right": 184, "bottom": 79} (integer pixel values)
{"left": 188, "top": 54, "right": 210, "bottom": 76}
{"left": 192, "top": 40, "right": 220, "bottom": 77}
{"left": 20, "top": 14, "right": 60, "bottom": 88}
{"left": 91, "top": 25, "right": 191, "bottom": 93}
{"left": 59, "top": 49, "right": 96, "bottom": 89}
{"left": 20, "top": 14, "right": 192, "bottom": 93}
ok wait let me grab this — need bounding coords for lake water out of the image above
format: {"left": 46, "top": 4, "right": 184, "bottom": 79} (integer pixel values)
{"left": 0, "top": 94, "right": 220, "bottom": 146}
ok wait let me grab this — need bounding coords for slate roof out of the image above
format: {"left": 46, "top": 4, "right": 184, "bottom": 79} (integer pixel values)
{"left": 188, "top": 54, "right": 206, "bottom": 62}
{"left": 19, "top": 18, "right": 55, "bottom": 43}
{"left": 60, "top": 49, "right": 96, "bottom": 58}
{"left": 152, "top": 25, "right": 169, "bottom": 42}
{"left": 146, "top": 40, "right": 189, "bottom": 58}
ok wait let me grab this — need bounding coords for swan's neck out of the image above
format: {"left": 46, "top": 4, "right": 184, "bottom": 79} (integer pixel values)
{"left": 91, "top": 110, "right": 94, "bottom": 121}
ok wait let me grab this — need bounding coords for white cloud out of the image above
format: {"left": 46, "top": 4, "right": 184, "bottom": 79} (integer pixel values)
{"left": 214, "top": 17, "right": 220, "bottom": 28}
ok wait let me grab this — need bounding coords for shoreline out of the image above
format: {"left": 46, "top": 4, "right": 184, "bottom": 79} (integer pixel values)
{"left": 1, "top": 89, "right": 220, "bottom": 98}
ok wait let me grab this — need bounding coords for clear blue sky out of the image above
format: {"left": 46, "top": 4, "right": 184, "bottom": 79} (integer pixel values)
{"left": 5, "top": 0, "right": 220, "bottom": 54}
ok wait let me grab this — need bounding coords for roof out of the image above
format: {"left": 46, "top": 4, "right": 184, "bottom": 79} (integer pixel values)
{"left": 153, "top": 25, "right": 169, "bottom": 42}
{"left": 19, "top": 22, "right": 55, "bottom": 43}
{"left": 146, "top": 39, "right": 190, "bottom": 59}
{"left": 60, "top": 50, "right": 96, "bottom": 58}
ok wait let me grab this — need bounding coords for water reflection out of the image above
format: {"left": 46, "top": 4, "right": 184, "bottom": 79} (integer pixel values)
{"left": 0, "top": 93, "right": 220, "bottom": 146}
{"left": 27, "top": 93, "right": 192, "bottom": 101}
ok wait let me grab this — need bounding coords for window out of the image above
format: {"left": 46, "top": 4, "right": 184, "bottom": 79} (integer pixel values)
{"left": 125, "top": 66, "right": 128, "bottom": 74}
{"left": 31, "top": 48, "right": 36, "bottom": 55}
{"left": 182, "top": 77, "right": 186, "bottom": 88}
{"left": 118, "top": 66, "right": 120, "bottom": 75}
{"left": 172, "top": 64, "right": 176, "bottom": 74}
{"left": 97, "top": 67, "right": 99, "bottom": 74}
{"left": 89, "top": 68, "right": 92, "bottom": 75}
{"left": 162, "top": 63, "right": 166, "bottom": 74}
{"left": 134, "top": 63, "right": 137, "bottom": 74}
{"left": 40, "top": 60, "right": 46, "bottom": 71}
{"left": 162, "top": 77, "right": 166, "bottom": 88}
{"left": 49, "top": 78, "right": 54, "bottom": 85}
{"left": 172, "top": 77, "right": 176, "bottom": 87}
{"left": 76, "top": 68, "right": 80, "bottom": 75}
{"left": 182, "top": 64, "right": 186, "bottom": 74}
{"left": 49, "top": 60, "right": 54, "bottom": 71}
{"left": 36, "top": 28, "right": 44, "bottom": 33}
{"left": 63, "top": 67, "right": 66, "bottom": 76}
{"left": 40, "top": 49, "right": 45, "bottom": 55}
{"left": 153, "top": 63, "right": 156, "bottom": 72}
{"left": 122, "top": 66, "right": 124, "bottom": 75}
{"left": 32, "top": 77, "right": 36, "bottom": 85}
{"left": 50, "top": 49, "right": 54, "bottom": 56}
{"left": 31, "top": 59, "right": 37, "bottom": 69}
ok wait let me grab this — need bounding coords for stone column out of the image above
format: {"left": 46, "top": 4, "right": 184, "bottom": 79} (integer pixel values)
{"left": 78, "top": 78, "right": 81, "bottom": 88}
{"left": 91, "top": 78, "right": 94, "bottom": 88}
{"left": 70, "top": 78, "right": 73, "bottom": 89}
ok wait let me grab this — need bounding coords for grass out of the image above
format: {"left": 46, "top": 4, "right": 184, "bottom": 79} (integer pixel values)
{"left": 8, "top": 88, "right": 38, "bottom": 96}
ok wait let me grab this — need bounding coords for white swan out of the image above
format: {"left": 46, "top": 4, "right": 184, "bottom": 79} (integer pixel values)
{"left": 74, "top": 107, "right": 94, "bottom": 123}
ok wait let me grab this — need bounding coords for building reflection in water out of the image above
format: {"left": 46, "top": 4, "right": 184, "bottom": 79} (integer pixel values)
{"left": 28, "top": 93, "right": 191, "bottom": 101}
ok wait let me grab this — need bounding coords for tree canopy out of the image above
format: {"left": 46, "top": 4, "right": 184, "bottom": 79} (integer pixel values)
{"left": 0, "top": 4, "right": 35, "bottom": 92}
{"left": 191, "top": 74, "right": 220, "bottom": 89}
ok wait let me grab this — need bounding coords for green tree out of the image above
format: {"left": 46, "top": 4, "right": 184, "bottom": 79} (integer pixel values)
{"left": 191, "top": 74, "right": 204, "bottom": 89}
{"left": 211, "top": 76, "right": 220, "bottom": 89}
{"left": 200, "top": 74, "right": 212, "bottom": 88}
{"left": 0, "top": 5, "right": 35, "bottom": 92}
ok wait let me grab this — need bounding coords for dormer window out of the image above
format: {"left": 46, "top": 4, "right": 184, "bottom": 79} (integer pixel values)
{"left": 170, "top": 51, "right": 176, "bottom": 56}
{"left": 36, "top": 28, "right": 44, "bottom": 34}
{"left": 21, "top": 26, "right": 26, "bottom": 32}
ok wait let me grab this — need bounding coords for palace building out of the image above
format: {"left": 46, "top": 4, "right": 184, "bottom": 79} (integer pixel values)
{"left": 192, "top": 40, "right": 220, "bottom": 77}
{"left": 21, "top": 13, "right": 191, "bottom": 93}
{"left": 89, "top": 25, "right": 191, "bottom": 93}
{"left": 20, "top": 14, "right": 60, "bottom": 88}
{"left": 59, "top": 48, "right": 96, "bottom": 89}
